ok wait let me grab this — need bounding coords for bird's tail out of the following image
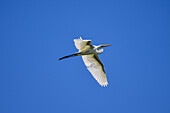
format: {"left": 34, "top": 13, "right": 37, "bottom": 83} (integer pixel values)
{"left": 59, "top": 53, "right": 81, "bottom": 60}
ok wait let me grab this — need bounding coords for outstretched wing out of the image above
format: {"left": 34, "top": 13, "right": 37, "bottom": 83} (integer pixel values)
{"left": 82, "top": 54, "right": 108, "bottom": 87}
{"left": 74, "top": 37, "right": 93, "bottom": 51}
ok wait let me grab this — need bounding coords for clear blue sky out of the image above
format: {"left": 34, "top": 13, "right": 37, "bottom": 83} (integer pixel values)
{"left": 0, "top": 0, "right": 170, "bottom": 113}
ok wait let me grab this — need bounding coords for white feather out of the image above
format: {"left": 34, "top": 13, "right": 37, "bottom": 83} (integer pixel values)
{"left": 82, "top": 54, "right": 108, "bottom": 87}
{"left": 74, "top": 37, "right": 92, "bottom": 51}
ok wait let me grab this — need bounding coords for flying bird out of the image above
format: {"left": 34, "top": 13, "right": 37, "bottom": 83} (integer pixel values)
{"left": 59, "top": 37, "right": 111, "bottom": 87}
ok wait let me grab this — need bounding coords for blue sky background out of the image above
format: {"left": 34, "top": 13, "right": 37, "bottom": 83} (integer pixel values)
{"left": 0, "top": 0, "right": 170, "bottom": 113}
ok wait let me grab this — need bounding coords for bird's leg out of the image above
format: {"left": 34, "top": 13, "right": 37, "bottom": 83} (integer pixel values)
{"left": 59, "top": 52, "right": 82, "bottom": 60}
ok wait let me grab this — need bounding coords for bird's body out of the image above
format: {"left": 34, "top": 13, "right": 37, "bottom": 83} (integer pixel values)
{"left": 59, "top": 37, "right": 111, "bottom": 87}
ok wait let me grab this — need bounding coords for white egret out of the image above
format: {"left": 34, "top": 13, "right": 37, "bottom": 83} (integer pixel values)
{"left": 59, "top": 37, "right": 111, "bottom": 87}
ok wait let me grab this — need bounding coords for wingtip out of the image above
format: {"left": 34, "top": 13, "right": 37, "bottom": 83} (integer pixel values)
{"left": 73, "top": 37, "right": 83, "bottom": 41}
{"left": 80, "top": 37, "right": 82, "bottom": 40}
{"left": 101, "top": 83, "right": 108, "bottom": 87}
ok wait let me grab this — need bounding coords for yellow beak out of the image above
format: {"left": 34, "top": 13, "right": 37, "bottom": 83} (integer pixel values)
{"left": 101, "top": 44, "right": 111, "bottom": 47}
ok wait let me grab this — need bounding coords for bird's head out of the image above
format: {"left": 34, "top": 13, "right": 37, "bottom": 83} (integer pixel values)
{"left": 96, "top": 44, "right": 111, "bottom": 54}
